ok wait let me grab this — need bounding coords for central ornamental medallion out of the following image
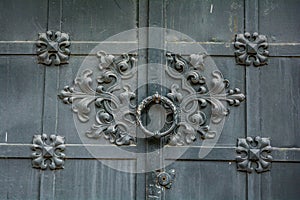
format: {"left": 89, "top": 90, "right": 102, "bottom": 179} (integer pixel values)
{"left": 59, "top": 50, "right": 245, "bottom": 146}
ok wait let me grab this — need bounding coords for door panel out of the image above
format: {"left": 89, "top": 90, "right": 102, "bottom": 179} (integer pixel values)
{"left": 166, "top": 0, "right": 244, "bottom": 42}
{"left": 0, "top": 0, "right": 141, "bottom": 199}
{"left": 166, "top": 161, "right": 246, "bottom": 200}
{"left": 161, "top": 0, "right": 299, "bottom": 199}
{"left": 54, "top": 160, "right": 136, "bottom": 200}
{"left": 261, "top": 163, "right": 300, "bottom": 200}
{"left": 61, "top": 0, "right": 137, "bottom": 41}
{"left": 258, "top": 0, "right": 300, "bottom": 43}
{"left": 0, "top": 159, "right": 40, "bottom": 200}
{"left": 259, "top": 58, "right": 300, "bottom": 147}
{"left": 0, "top": 0, "right": 299, "bottom": 199}
{"left": 0, "top": 0, "right": 47, "bottom": 41}
{"left": 0, "top": 56, "right": 44, "bottom": 144}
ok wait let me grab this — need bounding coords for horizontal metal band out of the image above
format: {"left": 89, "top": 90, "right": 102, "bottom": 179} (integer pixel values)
{"left": 1, "top": 144, "right": 300, "bottom": 162}
{"left": 0, "top": 41, "right": 138, "bottom": 55}
{"left": 164, "top": 146, "right": 300, "bottom": 162}
{"left": 0, "top": 41, "right": 299, "bottom": 57}
{"left": 167, "top": 42, "right": 300, "bottom": 57}
{"left": 0, "top": 144, "right": 137, "bottom": 159}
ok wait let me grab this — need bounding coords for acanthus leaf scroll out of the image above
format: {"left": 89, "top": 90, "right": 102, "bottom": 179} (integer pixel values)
{"left": 59, "top": 51, "right": 245, "bottom": 146}
{"left": 165, "top": 53, "right": 245, "bottom": 145}
{"left": 59, "top": 52, "right": 137, "bottom": 145}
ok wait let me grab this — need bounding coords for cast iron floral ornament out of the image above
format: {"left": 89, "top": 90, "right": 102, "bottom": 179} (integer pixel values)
{"left": 234, "top": 32, "right": 269, "bottom": 66}
{"left": 36, "top": 31, "right": 70, "bottom": 65}
{"left": 31, "top": 134, "right": 66, "bottom": 170}
{"left": 59, "top": 51, "right": 245, "bottom": 146}
{"left": 59, "top": 52, "right": 137, "bottom": 145}
{"left": 236, "top": 136, "right": 273, "bottom": 173}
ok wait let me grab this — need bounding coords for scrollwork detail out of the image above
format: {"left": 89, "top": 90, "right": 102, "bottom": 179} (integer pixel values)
{"left": 59, "top": 52, "right": 137, "bottom": 145}
{"left": 166, "top": 54, "right": 245, "bottom": 145}
{"left": 59, "top": 51, "right": 245, "bottom": 146}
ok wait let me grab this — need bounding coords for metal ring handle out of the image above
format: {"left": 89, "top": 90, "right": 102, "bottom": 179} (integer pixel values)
{"left": 136, "top": 92, "right": 178, "bottom": 138}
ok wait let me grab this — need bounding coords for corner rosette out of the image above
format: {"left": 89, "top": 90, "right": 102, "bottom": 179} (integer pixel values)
{"left": 236, "top": 136, "right": 273, "bottom": 173}
{"left": 31, "top": 134, "right": 66, "bottom": 170}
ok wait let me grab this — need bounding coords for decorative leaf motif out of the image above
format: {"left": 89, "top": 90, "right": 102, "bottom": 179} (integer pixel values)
{"left": 31, "top": 134, "right": 66, "bottom": 170}
{"left": 97, "top": 51, "right": 115, "bottom": 70}
{"left": 189, "top": 53, "right": 207, "bottom": 70}
{"left": 168, "top": 123, "right": 196, "bottom": 145}
{"left": 167, "top": 84, "right": 183, "bottom": 103}
{"left": 59, "top": 52, "right": 137, "bottom": 145}
{"left": 204, "top": 71, "right": 230, "bottom": 124}
{"left": 97, "top": 51, "right": 137, "bottom": 79}
{"left": 189, "top": 111, "right": 216, "bottom": 139}
{"left": 59, "top": 69, "right": 97, "bottom": 122}
{"left": 59, "top": 51, "right": 245, "bottom": 146}
{"left": 186, "top": 70, "right": 206, "bottom": 85}
{"left": 166, "top": 54, "right": 245, "bottom": 145}
{"left": 36, "top": 31, "right": 70, "bottom": 66}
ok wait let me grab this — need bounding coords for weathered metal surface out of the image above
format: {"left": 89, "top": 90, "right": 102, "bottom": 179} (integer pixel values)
{"left": 0, "top": 0, "right": 299, "bottom": 199}
{"left": 165, "top": 161, "right": 246, "bottom": 200}
{"left": 59, "top": 51, "right": 245, "bottom": 147}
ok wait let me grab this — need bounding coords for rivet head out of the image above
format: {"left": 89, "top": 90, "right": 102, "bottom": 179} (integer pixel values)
{"left": 157, "top": 172, "right": 171, "bottom": 186}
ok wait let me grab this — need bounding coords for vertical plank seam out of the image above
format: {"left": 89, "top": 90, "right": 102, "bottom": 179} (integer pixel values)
{"left": 40, "top": 0, "right": 62, "bottom": 199}
{"left": 243, "top": 0, "right": 247, "bottom": 138}
{"left": 245, "top": 1, "right": 261, "bottom": 200}
{"left": 136, "top": 0, "right": 149, "bottom": 199}
{"left": 243, "top": 1, "right": 249, "bottom": 200}
{"left": 38, "top": 2, "right": 50, "bottom": 199}
{"left": 55, "top": 0, "right": 63, "bottom": 138}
